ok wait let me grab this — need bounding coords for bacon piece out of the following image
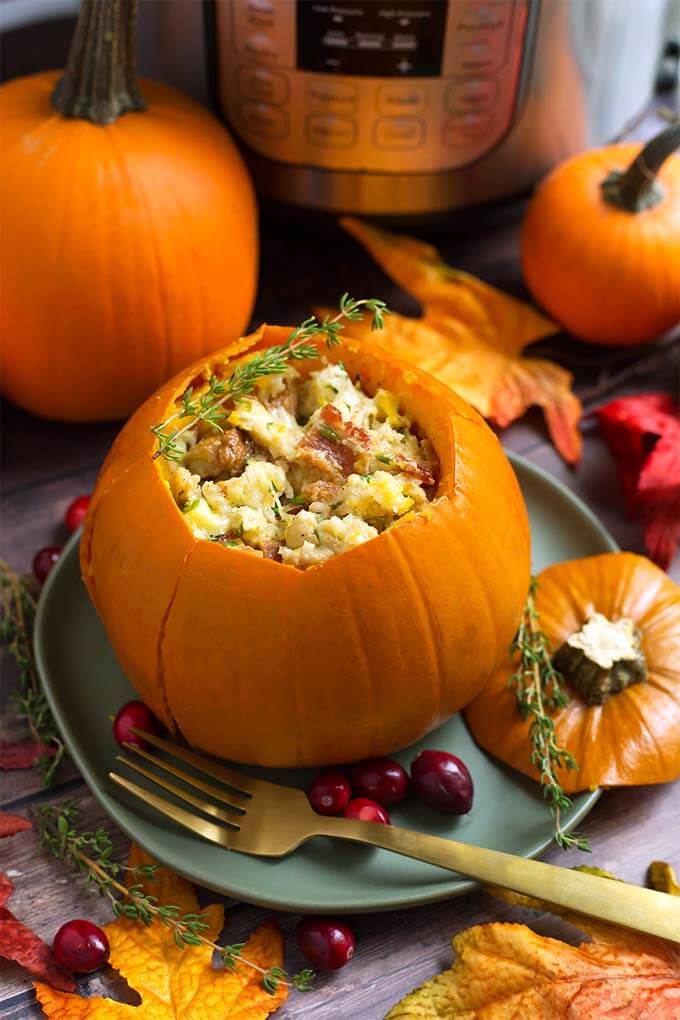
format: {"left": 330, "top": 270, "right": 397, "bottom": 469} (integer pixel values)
{"left": 296, "top": 404, "right": 369, "bottom": 479}
{"left": 301, "top": 479, "right": 341, "bottom": 505}
{"left": 184, "top": 429, "right": 252, "bottom": 479}
{"left": 396, "top": 455, "right": 439, "bottom": 487}
{"left": 261, "top": 542, "right": 282, "bottom": 561}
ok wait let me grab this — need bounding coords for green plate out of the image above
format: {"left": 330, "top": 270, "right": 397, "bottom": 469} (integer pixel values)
{"left": 35, "top": 454, "right": 615, "bottom": 913}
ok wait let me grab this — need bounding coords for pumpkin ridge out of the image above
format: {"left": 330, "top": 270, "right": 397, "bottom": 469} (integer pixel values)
{"left": 155, "top": 540, "right": 199, "bottom": 737}
{"left": 341, "top": 569, "right": 377, "bottom": 758}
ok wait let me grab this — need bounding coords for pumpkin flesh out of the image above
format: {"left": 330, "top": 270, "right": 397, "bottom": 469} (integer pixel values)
{"left": 83, "top": 328, "right": 531, "bottom": 766}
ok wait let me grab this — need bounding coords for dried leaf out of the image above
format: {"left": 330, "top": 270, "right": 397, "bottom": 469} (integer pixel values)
{"left": 0, "top": 739, "right": 55, "bottom": 770}
{"left": 329, "top": 218, "right": 581, "bottom": 463}
{"left": 0, "top": 872, "right": 75, "bottom": 992}
{"left": 35, "top": 846, "right": 287, "bottom": 1019}
{"left": 648, "top": 862, "right": 680, "bottom": 896}
{"left": 0, "top": 809, "right": 32, "bottom": 837}
{"left": 596, "top": 394, "right": 680, "bottom": 568}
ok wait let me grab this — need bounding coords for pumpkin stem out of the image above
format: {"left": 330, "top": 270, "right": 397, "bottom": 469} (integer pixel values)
{"left": 52, "top": 0, "right": 146, "bottom": 125}
{"left": 601, "top": 122, "right": 680, "bottom": 213}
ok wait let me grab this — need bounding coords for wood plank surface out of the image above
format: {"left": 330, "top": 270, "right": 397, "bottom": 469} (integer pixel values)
{"left": 2, "top": 110, "right": 679, "bottom": 1018}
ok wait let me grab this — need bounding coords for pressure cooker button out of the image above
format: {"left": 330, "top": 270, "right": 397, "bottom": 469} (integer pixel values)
{"left": 237, "top": 66, "right": 288, "bottom": 105}
{"left": 442, "top": 113, "right": 493, "bottom": 147}
{"left": 238, "top": 102, "right": 288, "bottom": 140}
{"left": 307, "top": 80, "right": 357, "bottom": 112}
{"left": 305, "top": 115, "right": 357, "bottom": 149}
{"left": 446, "top": 78, "right": 497, "bottom": 111}
{"left": 374, "top": 118, "right": 425, "bottom": 150}
{"left": 376, "top": 85, "right": 426, "bottom": 116}
{"left": 243, "top": 33, "right": 278, "bottom": 61}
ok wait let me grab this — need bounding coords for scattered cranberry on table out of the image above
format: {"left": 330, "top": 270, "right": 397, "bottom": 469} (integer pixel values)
{"left": 32, "top": 545, "right": 62, "bottom": 585}
{"left": 296, "top": 917, "right": 355, "bottom": 971}
{"left": 410, "top": 750, "right": 474, "bottom": 815}
{"left": 64, "top": 494, "right": 91, "bottom": 533}
{"left": 307, "top": 769, "right": 352, "bottom": 816}
{"left": 112, "top": 700, "right": 159, "bottom": 749}
{"left": 53, "top": 919, "right": 110, "bottom": 973}
{"left": 351, "top": 757, "right": 409, "bottom": 807}
{"left": 343, "top": 797, "right": 391, "bottom": 825}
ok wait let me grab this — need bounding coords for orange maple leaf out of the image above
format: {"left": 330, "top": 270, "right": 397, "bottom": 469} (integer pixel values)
{"left": 34, "top": 846, "right": 287, "bottom": 1020}
{"left": 386, "top": 885, "right": 680, "bottom": 1019}
{"left": 330, "top": 218, "right": 582, "bottom": 464}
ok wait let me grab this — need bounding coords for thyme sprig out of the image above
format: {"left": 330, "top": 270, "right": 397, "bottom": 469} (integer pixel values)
{"left": 151, "top": 294, "right": 388, "bottom": 461}
{"left": 508, "top": 579, "right": 590, "bottom": 852}
{"left": 0, "top": 559, "right": 66, "bottom": 785}
{"left": 36, "top": 800, "right": 314, "bottom": 994}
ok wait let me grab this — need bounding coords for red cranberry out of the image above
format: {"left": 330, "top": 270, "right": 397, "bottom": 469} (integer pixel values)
{"left": 32, "top": 545, "right": 62, "bottom": 584}
{"left": 296, "top": 917, "right": 355, "bottom": 971}
{"left": 410, "top": 750, "right": 474, "bottom": 815}
{"left": 351, "top": 757, "right": 409, "bottom": 807}
{"left": 112, "top": 700, "right": 159, "bottom": 749}
{"left": 64, "top": 494, "right": 91, "bottom": 533}
{"left": 343, "top": 797, "right": 391, "bottom": 825}
{"left": 53, "top": 919, "right": 110, "bottom": 973}
{"left": 308, "top": 769, "right": 352, "bottom": 816}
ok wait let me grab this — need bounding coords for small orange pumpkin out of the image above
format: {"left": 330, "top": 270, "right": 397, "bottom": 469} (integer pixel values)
{"left": 521, "top": 125, "right": 680, "bottom": 346}
{"left": 465, "top": 553, "right": 680, "bottom": 791}
{"left": 82, "top": 326, "right": 530, "bottom": 767}
{"left": 0, "top": 0, "right": 257, "bottom": 422}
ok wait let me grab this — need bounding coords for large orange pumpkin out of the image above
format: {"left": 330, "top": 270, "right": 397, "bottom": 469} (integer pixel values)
{"left": 0, "top": 0, "right": 257, "bottom": 422}
{"left": 82, "top": 326, "right": 531, "bottom": 767}
{"left": 521, "top": 124, "right": 680, "bottom": 346}
{"left": 465, "top": 553, "right": 680, "bottom": 791}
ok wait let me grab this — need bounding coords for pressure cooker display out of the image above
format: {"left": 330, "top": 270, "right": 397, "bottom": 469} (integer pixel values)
{"left": 296, "top": 0, "right": 448, "bottom": 77}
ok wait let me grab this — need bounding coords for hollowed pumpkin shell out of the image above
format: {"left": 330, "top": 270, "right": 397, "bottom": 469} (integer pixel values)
{"left": 82, "top": 326, "right": 531, "bottom": 767}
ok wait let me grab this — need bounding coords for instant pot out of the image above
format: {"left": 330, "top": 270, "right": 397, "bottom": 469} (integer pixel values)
{"left": 139, "top": 0, "right": 671, "bottom": 217}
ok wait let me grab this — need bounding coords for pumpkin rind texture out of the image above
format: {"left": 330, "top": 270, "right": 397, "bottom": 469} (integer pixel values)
{"left": 521, "top": 144, "right": 680, "bottom": 346}
{"left": 0, "top": 72, "right": 258, "bottom": 421}
{"left": 465, "top": 553, "right": 680, "bottom": 790}
{"left": 82, "top": 327, "right": 531, "bottom": 767}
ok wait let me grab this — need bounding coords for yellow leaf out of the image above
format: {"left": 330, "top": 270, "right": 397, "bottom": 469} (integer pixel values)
{"left": 649, "top": 861, "right": 680, "bottom": 896}
{"left": 386, "top": 869, "right": 680, "bottom": 1020}
{"left": 34, "top": 848, "right": 287, "bottom": 1020}
{"left": 330, "top": 218, "right": 582, "bottom": 464}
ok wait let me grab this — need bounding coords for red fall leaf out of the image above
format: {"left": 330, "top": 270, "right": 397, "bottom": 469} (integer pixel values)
{"left": 596, "top": 394, "right": 680, "bottom": 569}
{"left": 0, "top": 872, "right": 75, "bottom": 992}
{"left": 0, "top": 810, "right": 32, "bottom": 838}
{"left": 0, "top": 739, "right": 55, "bottom": 770}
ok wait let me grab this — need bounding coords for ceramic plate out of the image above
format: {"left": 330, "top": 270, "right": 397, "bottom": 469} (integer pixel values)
{"left": 35, "top": 454, "right": 615, "bottom": 913}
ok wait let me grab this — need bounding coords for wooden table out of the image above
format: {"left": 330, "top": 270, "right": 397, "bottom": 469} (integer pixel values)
{"left": 2, "top": 116, "right": 679, "bottom": 1019}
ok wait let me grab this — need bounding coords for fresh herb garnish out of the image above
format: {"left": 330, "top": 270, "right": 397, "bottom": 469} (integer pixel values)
{"left": 0, "top": 559, "right": 66, "bottom": 785}
{"left": 318, "top": 423, "right": 339, "bottom": 442}
{"left": 508, "top": 579, "right": 589, "bottom": 852}
{"left": 152, "top": 295, "right": 388, "bottom": 462}
{"left": 37, "top": 800, "right": 314, "bottom": 993}
{"left": 376, "top": 454, "right": 393, "bottom": 464}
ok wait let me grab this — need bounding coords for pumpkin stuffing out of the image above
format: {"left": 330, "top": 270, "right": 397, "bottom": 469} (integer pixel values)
{"left": 82, "top": 312, "right": 530, "bottom": 767}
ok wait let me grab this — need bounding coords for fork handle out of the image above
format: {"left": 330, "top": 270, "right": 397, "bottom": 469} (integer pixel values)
{"left": 320, "top": 818, "right": 680, "bottom": 942}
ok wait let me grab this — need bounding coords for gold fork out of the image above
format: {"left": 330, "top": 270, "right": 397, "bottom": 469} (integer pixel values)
{"left": 109, "top": 729, "right": 680, "bottom": 942}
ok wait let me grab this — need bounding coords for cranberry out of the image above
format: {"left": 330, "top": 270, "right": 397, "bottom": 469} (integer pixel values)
{"left": 32, "top": 545, "right": 62, "bottom": 584}
{"left": 64, "top": 494, "right": 91, "bottom": 533}
{"left": 296, "top": 917, "right": 355, "bottom": 971}
{"left": 410, "top": 750, "right": 474, "bottom": 815}
{"left": 343, "top": 797, "right": 391, "bottom": 825}
{"left": 112, "top": 700, "right": 159, "bottom": 749}
{"left": 308, "top": 769, "right": 352, "bottom": 816}
{"left": 351, "top": 757, "right": 409, "bottom": 807}
{"left": 53, "top": 919, "right": 110, "bottom": 973}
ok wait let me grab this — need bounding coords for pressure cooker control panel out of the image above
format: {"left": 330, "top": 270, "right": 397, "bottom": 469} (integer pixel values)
{"left": 215, "top": 0, "right": 531, "bottom": 174}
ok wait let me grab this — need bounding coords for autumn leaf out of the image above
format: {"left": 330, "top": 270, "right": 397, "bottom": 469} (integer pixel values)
{"left": 35, "top": 846, "right": 287, "bottom": 1019}
{"left": 596, "top": 393, "right": 680, "bottom": 569}
{"left": 0, "top": 739, "right": 55, "bottom": 770}
{"left": 326, "top": 217, "right": 581, "bottom": 464}
{"left": 0, "top": 809, "right": 32, "bottom": 837}
{"left": 0, "top": 871, "right": 75, "bottom": 992}
{"left": 386, "top": 871, "right": 680, "bottom": 1019}
{"left": 649, "top": 861, "right": 680, "bottom": 896}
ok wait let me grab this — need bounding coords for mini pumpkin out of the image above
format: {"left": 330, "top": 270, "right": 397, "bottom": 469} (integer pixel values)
{"left": 465, "top": 553, "right": 680, "bottom": 790}
{"left": 521, "top": 124, "right": 680, "bottom": 346}
{"left": 82, "top": 325, "right": 530, "bottom": 767}
{"left": 0, "top": 0, "right": 257, "bottom": 422}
